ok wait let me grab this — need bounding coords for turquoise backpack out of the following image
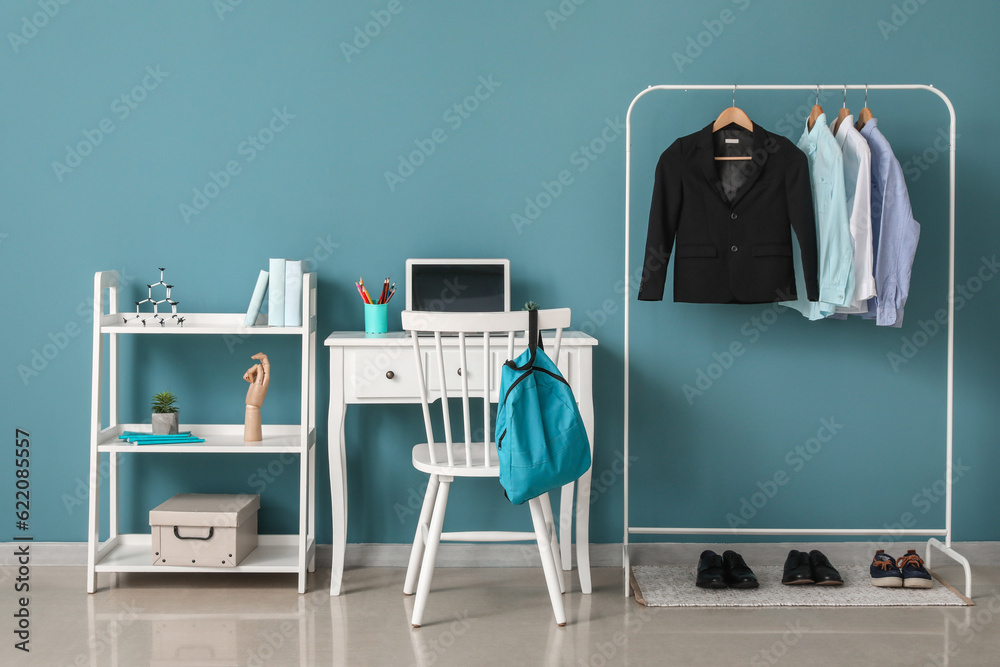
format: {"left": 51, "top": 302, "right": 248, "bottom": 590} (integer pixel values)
{"left": 495, "top": 309, "right": 591, "bottom": 505}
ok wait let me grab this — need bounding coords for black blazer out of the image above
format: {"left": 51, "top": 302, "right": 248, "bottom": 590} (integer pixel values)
{"left": 638, "top": 121, "right": 819, "bottom": 304}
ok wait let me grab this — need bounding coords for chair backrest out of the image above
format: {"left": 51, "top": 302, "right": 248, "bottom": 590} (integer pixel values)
{"left": 400, "top": 309, "right": 572, "bottom": 469}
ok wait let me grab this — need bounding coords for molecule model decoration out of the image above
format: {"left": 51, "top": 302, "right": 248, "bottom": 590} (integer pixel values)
{"left": 124, "top": 268, "right": 185, "bottom": 327}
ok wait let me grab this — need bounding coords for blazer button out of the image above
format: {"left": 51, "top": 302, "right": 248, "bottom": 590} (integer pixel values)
{"left": 731, "top": 212, "right": 738, "bottom": 220}
{"left": 731, "top": 245, "right": 738, "bottom": 252}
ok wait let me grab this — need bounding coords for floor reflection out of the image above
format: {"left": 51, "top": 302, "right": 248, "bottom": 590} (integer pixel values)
{"left": 403, "top": 578, "right": 594, "bottom": 667}
{"left": 85, "top": 580, "right": 317, "bottom": 666}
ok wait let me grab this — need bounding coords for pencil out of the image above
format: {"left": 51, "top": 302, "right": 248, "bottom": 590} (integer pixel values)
{"left": 354, "top": 281, "right": 368, "bottom": 303}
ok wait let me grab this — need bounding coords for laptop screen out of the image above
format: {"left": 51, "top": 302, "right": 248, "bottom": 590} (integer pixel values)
{"left": 406, "top": 259, "right": 510, "bottom": 312}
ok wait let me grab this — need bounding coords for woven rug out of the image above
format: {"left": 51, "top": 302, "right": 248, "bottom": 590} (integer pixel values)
{"left": 631, "top": 565, "right": 973, "bottom": 607}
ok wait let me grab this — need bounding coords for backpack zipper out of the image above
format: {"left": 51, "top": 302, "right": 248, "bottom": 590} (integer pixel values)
{"left": 502, "top": 368, "right": 533, "bottom": 405}
{"left": 501, "top": 366, "right": 571, "bottom": 406}
{"left": 532, "top": 366, "right": 570, "bottom": 386}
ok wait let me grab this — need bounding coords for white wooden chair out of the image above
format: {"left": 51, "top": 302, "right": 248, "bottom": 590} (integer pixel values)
{"left": 400, "top": 309, "right": 570, "bottom": 628}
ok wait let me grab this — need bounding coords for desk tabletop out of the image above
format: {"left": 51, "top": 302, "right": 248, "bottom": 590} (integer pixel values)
{"left": 324, "top": 330, "right": 598, "bottom": 346}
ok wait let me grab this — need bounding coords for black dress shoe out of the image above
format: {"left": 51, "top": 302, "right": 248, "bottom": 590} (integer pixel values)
{"left": 722, "top": 550, "right": 759, "bottom": 589}
{"left": 809, "top": 550, "right": 844, "bottom": 586}
{"left": 696, "top": 550, "right": 727, "bottom": 588}
{"left": 782, "top": 549, "right": 814, "bottom": 585}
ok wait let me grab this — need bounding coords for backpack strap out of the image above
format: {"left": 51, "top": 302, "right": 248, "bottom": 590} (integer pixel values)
{"left": 506, "top": 309, "right": 539, "bottom": 371}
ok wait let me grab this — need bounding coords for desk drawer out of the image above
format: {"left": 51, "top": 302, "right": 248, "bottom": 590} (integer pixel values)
{"left": 346, "top": 348, "right": 497, "bottom": 400}
{"left": 345, "top": 345, "right": 576, "bottom": 401}
{"left": 346, "top": 347, "right": 423, "bottom": 399}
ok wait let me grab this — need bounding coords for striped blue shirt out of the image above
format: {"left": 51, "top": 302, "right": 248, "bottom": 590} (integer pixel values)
{"left": 859, "top": 119, "right": 920, "bottom": 327}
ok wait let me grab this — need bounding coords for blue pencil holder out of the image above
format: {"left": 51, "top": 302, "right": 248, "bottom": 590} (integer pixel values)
{"left": 364, "top": 303, "right": 388, "bottom": 335}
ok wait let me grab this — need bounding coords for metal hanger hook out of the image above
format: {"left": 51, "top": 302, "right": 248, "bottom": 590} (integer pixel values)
{"left": 732, "top": 84, "right": 736, "bottom": 108}
{"left": 864, "top": 84, "right": 869, "bottom": 109}
{"left": 815, "top": 85, "right": 820, "bottom": 105}
{"left": 843, "top": 85, "right": 847, "bottom": 109}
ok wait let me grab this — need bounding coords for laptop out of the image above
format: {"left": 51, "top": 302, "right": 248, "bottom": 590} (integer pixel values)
{"left": 405, "top": 259, "right": 510, "bottom": 316}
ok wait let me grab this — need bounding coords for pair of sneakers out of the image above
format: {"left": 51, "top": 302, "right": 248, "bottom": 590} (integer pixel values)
{"left": 870, "top": 549, "right": 933, "bottom": 588}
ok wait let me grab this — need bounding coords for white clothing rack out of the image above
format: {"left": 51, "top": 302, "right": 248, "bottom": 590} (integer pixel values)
{"left": 622, "top": 84, "right": 970, "bottom": 598}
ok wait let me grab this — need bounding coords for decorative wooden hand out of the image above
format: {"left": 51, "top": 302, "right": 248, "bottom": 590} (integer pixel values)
{"left": 243, "top": 352, "right": 270, "bottom": 442}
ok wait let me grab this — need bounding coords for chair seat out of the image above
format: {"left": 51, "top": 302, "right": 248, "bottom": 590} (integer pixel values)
{"left": 412, "top": 442, "right": 501, "bottom": 477}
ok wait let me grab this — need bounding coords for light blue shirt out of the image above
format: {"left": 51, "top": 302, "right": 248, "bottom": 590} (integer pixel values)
{"left": 859, "top": 119, "right": 920, "bottom": 327}
{"left": 784, "top": 113, "right": 854, "bottom": 320}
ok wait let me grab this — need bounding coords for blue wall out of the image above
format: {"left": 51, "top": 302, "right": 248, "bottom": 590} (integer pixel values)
{"left": 2, "top": 1, "right": 998, "bottom": 546}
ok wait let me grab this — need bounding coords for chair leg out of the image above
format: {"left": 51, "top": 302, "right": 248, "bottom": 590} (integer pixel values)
{"left": 529, "top": 497, "right": 567, "bottom": 626}
{"left": 411, "top": 479, "right": 451, "bottom": 628}
{"left": 539, "top": 493, "right": 565, "bottom": 594}
{"left": 404, "top": 474, "right": 439, "bottom": 595}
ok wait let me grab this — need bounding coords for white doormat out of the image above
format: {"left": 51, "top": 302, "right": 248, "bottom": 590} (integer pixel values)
{"left": 631, "top": 566, "right": 973, "bottom": 607}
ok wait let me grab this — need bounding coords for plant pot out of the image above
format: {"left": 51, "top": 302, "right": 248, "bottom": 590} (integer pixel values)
{"left": 152, "top": 413, "right": 179, "bottom": 435}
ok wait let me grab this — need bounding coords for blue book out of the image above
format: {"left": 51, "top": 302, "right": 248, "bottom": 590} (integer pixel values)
{"left": 268, "top": 258, "right": 286, "bottom": 326}
{"left": 245, "top": 270, "right": 269, "bottom": 326}
{"left": 118, "top": 431, "right": 205, "bottom": 444}
{"left": 124, "top": 437, "right": 206, "bottom": 444}
{"left": 284, "top": 260, "right": 306, "bottom": 327}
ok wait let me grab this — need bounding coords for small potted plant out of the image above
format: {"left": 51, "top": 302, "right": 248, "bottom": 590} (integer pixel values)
{"left": 151, "top": 391, "right": 179, "bottom": 435}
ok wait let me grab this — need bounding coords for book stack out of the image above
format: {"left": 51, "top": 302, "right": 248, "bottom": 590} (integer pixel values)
{"left": 244, "top": 259, "right": 307, "bottom": 327}
{"left": 119, "top": 431, "right": 206, "bottom": 445}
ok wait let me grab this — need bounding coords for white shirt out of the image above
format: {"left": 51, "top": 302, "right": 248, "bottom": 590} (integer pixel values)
{"left": 831, "top": 114, "right": 876, "bottom": 313}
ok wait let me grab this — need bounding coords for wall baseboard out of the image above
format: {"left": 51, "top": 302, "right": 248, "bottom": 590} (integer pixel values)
{"left": 4, "top": 541, "right": 1000, "bottom": 569}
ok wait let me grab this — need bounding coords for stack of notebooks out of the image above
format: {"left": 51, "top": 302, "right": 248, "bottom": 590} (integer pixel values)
{"left": 244, "top": 258, "right": 308, "bottom": 327}
{"left": 118, "top": 431, "right": 206, "bottom": 445}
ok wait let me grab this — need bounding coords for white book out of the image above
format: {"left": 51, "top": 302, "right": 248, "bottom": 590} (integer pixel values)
{"left": 267, "top": 258, "right": 286, "bottom": 326}
{"left": 244, "top": 270, "right": 269, "bottom": 326}
{"left": 284, "top": 260, "right": 306, "bottom": 327}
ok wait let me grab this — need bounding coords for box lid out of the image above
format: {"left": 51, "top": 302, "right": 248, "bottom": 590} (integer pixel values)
{"left": 149, "top": 494, "right": 260, "bottom": 528}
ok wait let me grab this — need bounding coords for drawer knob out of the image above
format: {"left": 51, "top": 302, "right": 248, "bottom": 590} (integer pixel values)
{"left": 457, "top": 368, "right": 462, "bottom": 376}
{"left": 385, "top": 371, "right": 395, "bottom": 380}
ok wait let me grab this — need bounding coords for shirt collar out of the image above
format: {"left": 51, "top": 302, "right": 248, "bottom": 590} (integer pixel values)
{"left": 859, "top": 116, "right": 878, "bottom": 139}
{"left": 830, "top": 114, "right": 855, "bottom": 149}
{"left": 800, "top": 112, "right": 828, "bottom": 148}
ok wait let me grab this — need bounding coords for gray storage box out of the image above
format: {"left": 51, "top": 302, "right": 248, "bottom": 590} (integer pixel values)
{"left": 150, "top": 494, "right": 260, "bottom": 567}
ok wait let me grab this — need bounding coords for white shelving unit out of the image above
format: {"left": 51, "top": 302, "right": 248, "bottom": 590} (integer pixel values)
{"left": 86, "top": 270, "right": 318, "bottom": 593}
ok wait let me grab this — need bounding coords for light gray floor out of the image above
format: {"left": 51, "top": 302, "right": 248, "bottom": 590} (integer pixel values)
{"left": 7, "top": 563, "right": 1000, "bottom": 666}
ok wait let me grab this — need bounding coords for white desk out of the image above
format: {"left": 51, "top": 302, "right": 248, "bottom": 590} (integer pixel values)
{"left": 325, "top": 331, "right": 597, "bottom": 596}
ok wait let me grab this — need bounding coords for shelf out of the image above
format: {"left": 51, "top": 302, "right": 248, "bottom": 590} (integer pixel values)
{"left": 95, "top": 534, "right": 315, "bottom": 573}
{"left": 100, "top": 312, "right": 316, "bottom": 335}
{"left": 97, "top": 424, "right": 315, "bottom": 454}
{"left": 88, "top": 270, "right": 318, "bottom": 594}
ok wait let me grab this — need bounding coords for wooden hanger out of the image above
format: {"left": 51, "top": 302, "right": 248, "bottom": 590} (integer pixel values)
{"left": 713, "top": 86, "right": 753, "bottom": 161}
{"left": 833, "top": 85, "right": 851, "bottom": 135}
{"left": 856, "top": 84, "right": 874, "bottom": 130}
{"left": 807, "top": 85, "right": 823, "bottom": 131}
{"left": 713, "top": 106, "right": 753, "bottom": 132}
